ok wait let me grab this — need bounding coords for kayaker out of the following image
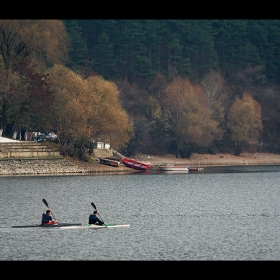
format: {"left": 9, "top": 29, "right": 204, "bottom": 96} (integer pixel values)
{"left": 88, "top": 210, "right": 104, "bottom": 225}
{"left": 41, "top": 208, "right": 58, "bottom": 225}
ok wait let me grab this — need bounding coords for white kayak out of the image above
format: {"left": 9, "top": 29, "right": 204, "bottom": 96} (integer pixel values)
{"left": 59, "top": 223, "right": 130, "bottom": 229}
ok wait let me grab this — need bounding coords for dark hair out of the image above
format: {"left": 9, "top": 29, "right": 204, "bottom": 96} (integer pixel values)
{"left": 46, "top": 210, "right": 51, "bottom": 214}
{"left": 93, "top": 210, "right": 97, "bottom": 214}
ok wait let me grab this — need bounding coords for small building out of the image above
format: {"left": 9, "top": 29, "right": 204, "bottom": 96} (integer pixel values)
{"left": 90, "top": 140, "right": 112, "bottom": 157}
{"left": 92, "top": 142, "right": 104, "bottom": 149}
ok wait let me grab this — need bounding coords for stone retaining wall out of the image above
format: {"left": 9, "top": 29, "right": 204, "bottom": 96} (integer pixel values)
{"left": 0, "top": 158, "right": 87, "bottom": 176}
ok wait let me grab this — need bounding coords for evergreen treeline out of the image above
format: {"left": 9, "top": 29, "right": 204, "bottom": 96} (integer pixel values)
{"left": 1, "top": 19, "right": 280, "bottom": 159}
{"left": 72, "top": 20, "right": 280, "bottom": 85}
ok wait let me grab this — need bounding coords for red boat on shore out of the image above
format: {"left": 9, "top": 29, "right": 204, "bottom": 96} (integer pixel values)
{"left": 121, "top": 157, "right": 151, "bottom": 171}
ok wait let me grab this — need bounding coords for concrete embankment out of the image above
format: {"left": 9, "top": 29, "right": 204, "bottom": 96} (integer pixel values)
{"left": 0, "top": 138, "right": 131, "bottom": 175}
{"left": 0, "top": 158, "right": 93, "bottom": 176}
{"left": 0, "top": 157, "right": 134, "bottom": 176}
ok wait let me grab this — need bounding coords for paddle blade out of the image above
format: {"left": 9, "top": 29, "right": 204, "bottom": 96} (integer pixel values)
{"left": 91, "top": 202, "right": 96, "bottom": 210}
{"left": 42, "top": 199, "right": 48, "bottom": 208}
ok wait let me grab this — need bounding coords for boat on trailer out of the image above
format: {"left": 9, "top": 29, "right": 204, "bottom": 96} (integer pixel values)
{"left": 121, "top": 157, "right": 151, "bottom": 171}
{"left": 99, "top": 158, "right": 120, "bottom": 167}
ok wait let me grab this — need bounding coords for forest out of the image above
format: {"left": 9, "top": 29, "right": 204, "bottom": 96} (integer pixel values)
{"left": 0, "top": 19, "right": 279, "bottom": 159}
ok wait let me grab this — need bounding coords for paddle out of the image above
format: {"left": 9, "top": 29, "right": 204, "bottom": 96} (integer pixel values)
{"left": 42, "top": 199, "right": 58, "bottom": 224}
{"left": 91, "top": 202, "right": 107, "bottom": 227}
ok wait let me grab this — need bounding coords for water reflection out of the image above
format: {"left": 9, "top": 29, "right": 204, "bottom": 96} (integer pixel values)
{"left": 129, "top": 165, "right": 280, "bottom": 175}
{"left": 201, "top": 165, "right": 280, "bottom": 174}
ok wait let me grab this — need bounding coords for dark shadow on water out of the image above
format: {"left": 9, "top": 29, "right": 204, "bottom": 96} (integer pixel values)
{"left": 200, "top": 165, "right": 280, "bottom": 174}
{"left": 130, "top": 165, "right": 280, "bottom": 175}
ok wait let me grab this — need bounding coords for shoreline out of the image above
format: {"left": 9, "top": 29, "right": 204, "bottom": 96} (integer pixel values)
{"left": 144, "top": 152, "right": 280, "bottom": 167}
{"left": 0, "top": 152, "right": 280, "bottom": 176}
{"left": 1, "top": 136, "right": 280, "bottom": 175}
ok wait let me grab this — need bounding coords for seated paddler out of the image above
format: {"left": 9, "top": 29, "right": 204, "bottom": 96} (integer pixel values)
{"left": 41, "top": 208, "right": 58, "bottom": 225}
{"left": 88, "top": 210, "right": 104, "bottom": 225}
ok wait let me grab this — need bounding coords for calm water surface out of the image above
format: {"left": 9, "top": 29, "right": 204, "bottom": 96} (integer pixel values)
{"left": 1, "top": 165, "right": 280, "bottom": 260}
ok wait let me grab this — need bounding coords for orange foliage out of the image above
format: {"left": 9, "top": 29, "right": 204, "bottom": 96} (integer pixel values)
{"left": 46, "top": 65, "right": 133, "bottom": 154}
{"left": 0, "top": 20, "right": 69, "bottom": 72}
{"left": 228, "top": 93, "right": 262, "bottom": 145}
{"left": 162, "top": 77, "right": 223, "bottom": 154}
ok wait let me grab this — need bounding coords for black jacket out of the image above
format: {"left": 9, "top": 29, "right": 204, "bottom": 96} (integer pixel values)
{"left": 42, "top": 213, "right": 52, "bottom": 224}
{"left": 88, "top": 214, "right": 104, "bottom": 225}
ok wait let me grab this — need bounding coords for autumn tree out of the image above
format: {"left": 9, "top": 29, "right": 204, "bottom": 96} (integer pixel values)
{"left": 85, "top": 75, "right": 134, "bottom": 150}
{"left": 0, "top": 20, "right": 69, "bottom": 73}
{"left": 161, "top": 77, "right": 223, "bottom": 158}
{"left": 47, "top": 64, "right": 133, "bottom": 157}
{"left": 14, "top": 60, "right": 54, "bottom": 135}
{"left": 0, "top": 65, "right": 25, "bottom": 136}
{"left": 46, "top": 64, "right": 92, "bottom": 156}
{"left": 227, "top": 93, "right": 263, "bottom": 155}
{"left": 0, "top": 20, "right": 69, "bottom": 137}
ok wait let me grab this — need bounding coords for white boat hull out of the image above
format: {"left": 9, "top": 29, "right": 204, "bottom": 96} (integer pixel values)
{"left": 159, "top": 165, "right": 190, "bottom": 172}
{"left": 60, "top": 224, "right": 130, "bottom": 229}
{"left": 160, "top": 168, "right": 189, "bottom": 171}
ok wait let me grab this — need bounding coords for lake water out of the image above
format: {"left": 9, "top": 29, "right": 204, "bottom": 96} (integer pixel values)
{"left": 1, "top": 165, "right": 280, "bottom": 260}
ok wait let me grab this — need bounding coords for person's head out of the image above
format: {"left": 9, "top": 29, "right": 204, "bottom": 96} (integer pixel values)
{"left": 46, "top": 209, "right": 51, "bottom": 215}
{"left": 93, "top": 210, "right": 98, "bottom": 215}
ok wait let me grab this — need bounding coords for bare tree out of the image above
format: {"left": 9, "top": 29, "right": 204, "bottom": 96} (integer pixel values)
{"left": 201, "top": 69, "right": 228, "bottom": 126}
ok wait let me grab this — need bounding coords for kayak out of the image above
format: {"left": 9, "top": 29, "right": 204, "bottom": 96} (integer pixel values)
{"left": 59, "top": 223, "right": 130, "bottom": 229}
{"left": 12, "top": 200, "right": 128, "bottom": 230}
{"left": 11, "top": 223, "right": 82, "bottom": 228}
{"left": 11, "top": 223, "right": 129, "bottom": 229}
